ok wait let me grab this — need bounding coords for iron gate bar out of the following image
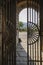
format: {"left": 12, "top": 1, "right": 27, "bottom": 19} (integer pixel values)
{"left": 28, "top": 60, "right": 43, "bottom": 62}
{"left": 7, "top": 0, "right": 8, "bottom": 65}
{"left": 6, "top": 0, "right": 8, "bottom": 65}
{"left": 2, "top": 0, "right": 16, "bottom": 65}
{"left": 34, "top": 0, "right": 36, "bottom": 64}
{"left": 2, "top": 0, "right": 4, "bottom": 64}
{"left": 37, "top": 1, "right": 39, "bottom": 65}
{"left": 34, "top": 0, "right": 36, "bottom": 62}
{"left": 32, "top": 1, "right": 34, "bottom": 62}
{"left": 40, "top": 0, "right": 42, "bottom": 65}
{"left": 27, "top": 0, "right": 28, "bottom": 65}
{"left": 5, "top": 0, "right": 6, "bottom": 64}
{"left": 30, "top": 1, "right": 31, "bottom": 65}
{"left": 6, "top": 0, "right": 8, "bottom": 64}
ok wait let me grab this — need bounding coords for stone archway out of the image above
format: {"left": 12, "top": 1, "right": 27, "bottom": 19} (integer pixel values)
{"left": 16, "top": 0, "right": 40, "bottom": 45}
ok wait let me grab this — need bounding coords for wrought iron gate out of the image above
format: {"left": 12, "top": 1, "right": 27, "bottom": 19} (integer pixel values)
{"left": 2, "top": 0, "right": 16, "bottom": 65}
{"left": 27, "top": 0, "right": 41, "bottom": 65}
{"left": 2, "top": 0, "right": 43, "bottom": 65}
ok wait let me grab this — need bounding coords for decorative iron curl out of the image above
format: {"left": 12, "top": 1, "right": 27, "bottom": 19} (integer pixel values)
{"left": 28, "top": 22, "right": 40, "bottom": 45}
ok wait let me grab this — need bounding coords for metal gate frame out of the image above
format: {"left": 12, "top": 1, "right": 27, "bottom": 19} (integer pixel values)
{"left": 27, "top": 0, "right": 42, "bottom": 65}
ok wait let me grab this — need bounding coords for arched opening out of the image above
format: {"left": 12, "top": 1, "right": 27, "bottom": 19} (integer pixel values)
{"left": 16, "top": 8, "right": 27, "bottom": 65}
{"left": 16, "top": 5, "right": 40, "bottom": 65}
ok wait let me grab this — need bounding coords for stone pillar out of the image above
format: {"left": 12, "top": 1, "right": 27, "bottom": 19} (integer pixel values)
{"left": 40, "top": 1, "right": 43, "bottom": 51}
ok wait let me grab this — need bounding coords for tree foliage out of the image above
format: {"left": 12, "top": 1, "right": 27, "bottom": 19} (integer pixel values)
{"left": 19, "top": 21, "right": 23, "bottom": 29}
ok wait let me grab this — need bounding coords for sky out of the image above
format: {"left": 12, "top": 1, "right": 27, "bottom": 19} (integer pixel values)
{"left": 19, "top": 8, "right": 39, "bottom": 24}
{"left": 19, "top": 8, "right": 27, "bottom": 23}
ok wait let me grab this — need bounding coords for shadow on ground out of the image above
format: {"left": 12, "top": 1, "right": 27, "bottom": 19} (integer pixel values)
{"left": 16, "top": 41, "right": 36, "bottom": 65}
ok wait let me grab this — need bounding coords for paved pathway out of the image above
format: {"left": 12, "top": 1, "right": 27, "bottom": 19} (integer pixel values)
{"left": 16, "top": 32, "right": 43, "bottom": 65}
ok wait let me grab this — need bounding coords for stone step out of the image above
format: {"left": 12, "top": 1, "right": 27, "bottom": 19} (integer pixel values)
{"left": 16, "top": 62, "right": 27, "bottom": 65}
{"left": 16, "top": 51, "right": 27, "bottom": 57}
{"left": 16, "top": 56, "right": 27, "bottom": 62}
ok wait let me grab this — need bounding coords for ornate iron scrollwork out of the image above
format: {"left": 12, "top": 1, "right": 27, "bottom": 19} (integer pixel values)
{"left": 28, "top": 22, "right": 39, "bottom": 45}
